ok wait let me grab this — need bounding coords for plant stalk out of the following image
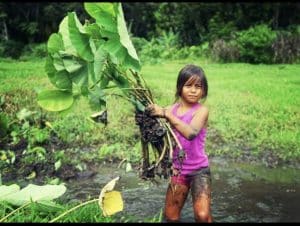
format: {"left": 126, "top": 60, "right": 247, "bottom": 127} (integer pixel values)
{"left": 49, "top": 198, "right": 98, "bottom": 223}
{"left": 0, "top": 202, "right": 31, "bottom": 222}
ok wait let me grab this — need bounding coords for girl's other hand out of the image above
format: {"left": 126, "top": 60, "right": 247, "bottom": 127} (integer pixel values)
{"left": 147, "top": 104, "right": 165, "bottom": 117}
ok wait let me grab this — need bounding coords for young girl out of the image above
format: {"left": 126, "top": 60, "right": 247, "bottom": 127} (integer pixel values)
{"left": 148, "top": 64, "right": 212, "bottom": 222}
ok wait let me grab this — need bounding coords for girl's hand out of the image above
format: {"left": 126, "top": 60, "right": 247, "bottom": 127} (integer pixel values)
{"left": 147, "top": 104, "right": 166, "bottom": 117}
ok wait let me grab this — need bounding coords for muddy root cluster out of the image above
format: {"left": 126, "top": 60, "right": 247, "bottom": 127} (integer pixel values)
{"left": 135, "top": 109, "right": 166, "bottom": 144}
{"left": 135, "top": 108, "right": 173, "bottom": 179}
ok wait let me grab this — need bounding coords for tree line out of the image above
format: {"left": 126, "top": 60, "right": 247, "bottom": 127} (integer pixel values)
{"left": 0, "top": 2, "right": 299, "bottom": 63}
{"left": 1, "top": 2, "right": 299, "bottom": 45}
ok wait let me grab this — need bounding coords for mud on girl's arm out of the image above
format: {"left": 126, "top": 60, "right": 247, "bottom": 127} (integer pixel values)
{"left": 165, "top": 106, "right": 209, "bottom": 140}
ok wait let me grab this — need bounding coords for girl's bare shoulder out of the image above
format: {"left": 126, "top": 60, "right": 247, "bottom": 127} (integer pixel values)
{"left": 195, "top": 104, "right": 209, "bottom": 117}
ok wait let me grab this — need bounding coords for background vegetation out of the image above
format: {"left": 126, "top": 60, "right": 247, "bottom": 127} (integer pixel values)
{"left": 1, "top": 58, "right": 299, "bottom": 174}
{"left": 0, "top": 2, "right": 299, "bottom": 63}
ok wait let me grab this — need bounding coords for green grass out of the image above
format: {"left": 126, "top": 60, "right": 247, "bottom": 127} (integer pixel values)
{"left": 0, "top": 199, "right": 161, "bottom": 223}
{"left": 1, "top": 58, "right": 300, "bottom": 164}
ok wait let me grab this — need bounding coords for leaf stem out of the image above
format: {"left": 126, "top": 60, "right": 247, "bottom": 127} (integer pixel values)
{"left": 0, "top": 202, "right": 31, "bottom": 222}
{"left": 155, "top": 139, "right": 167, "bottom": 167}
{"left": 49, "top": 198, "right": 99, "bottom": 223}
{"left": 165, "top": 129, "right": 173, "bottom": 161}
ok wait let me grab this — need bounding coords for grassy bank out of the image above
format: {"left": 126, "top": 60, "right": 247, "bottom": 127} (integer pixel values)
{"left": 0, "top": 199, "right": 161, "bottom": 222}
{"left": 1, "top": 58, "right": 299, "bottom": 166}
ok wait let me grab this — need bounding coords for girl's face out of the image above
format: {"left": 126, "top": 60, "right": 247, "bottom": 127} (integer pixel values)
{"left": 181, "top": 75, "right": 203, "bottom": 104}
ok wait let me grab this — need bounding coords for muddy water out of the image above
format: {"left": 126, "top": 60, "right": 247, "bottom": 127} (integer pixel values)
{"left": 63, "top": 157, "right": 300, "bottom": 222}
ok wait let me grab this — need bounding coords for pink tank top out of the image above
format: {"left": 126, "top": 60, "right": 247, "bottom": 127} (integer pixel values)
{"left": 171, "top": 102, "right": 209, "bottom": 175}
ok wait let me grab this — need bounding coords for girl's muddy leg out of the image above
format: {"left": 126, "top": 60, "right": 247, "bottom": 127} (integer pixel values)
{"left": 191, "top": 172, "right": 213, "bottom": 222}
{"left": 193, "top": 194, "right": 213, "bottom": 222}
{"left": 163, "top": 182, "right": 189, "bottom": 222}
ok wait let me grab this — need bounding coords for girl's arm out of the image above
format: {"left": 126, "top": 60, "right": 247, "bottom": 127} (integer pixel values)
{"left": 148, "top": 104, "right": 209, "bottom": 140}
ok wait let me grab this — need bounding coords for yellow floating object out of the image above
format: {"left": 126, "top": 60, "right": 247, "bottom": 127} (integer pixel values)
{"left": 98, "top": 176, "right": 124, "bottom": 216}
{"left": 102, "top": 191, "right": 124, "bottom": 216}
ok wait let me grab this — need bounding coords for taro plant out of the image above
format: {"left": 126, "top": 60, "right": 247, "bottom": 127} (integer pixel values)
{"left": 37, "top": 2, "right": 182, "bottom": 180}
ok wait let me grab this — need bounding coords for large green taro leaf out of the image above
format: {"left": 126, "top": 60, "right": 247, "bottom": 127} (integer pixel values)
{"left": 3, "top": 184, "right": 66, "bottom": 206}
{"left": 84, "top": 2, "right": 141, "bottom": 72}
{"left": 47, "top": 33, "right": 64, "bottom": 55}
{"left": 45, "top": 12, "right": 107, "bottom": 97}
{"left": 68, "top": 12, "right": 95, "bottom": 62}
{"left": 58, "top": 16, "right": 77, "bottom": 56}
{"left": 37, "top": 89, "right": 74, "bottom": 112}
{"left": 45, "top": 55, "right": 72, "bottom": 90}
{"left": 0, "top": 184, "right": 20, "bottom": 200}
{"left": 84, "top": 2, "right": 118, "bottom": 33}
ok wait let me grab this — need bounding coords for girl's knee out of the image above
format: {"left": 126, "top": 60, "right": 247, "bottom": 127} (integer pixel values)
{"left": 164, "top": 214, "right": 180, "bottom": 222}
{"left": 194, "top": 210, "right": 211, "bottom": 222}
{"left": 164, "top": 209, "right": 180, "bottom": 222}
{"left": 164, "top": 216, "right": 180, "bottom": 222}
